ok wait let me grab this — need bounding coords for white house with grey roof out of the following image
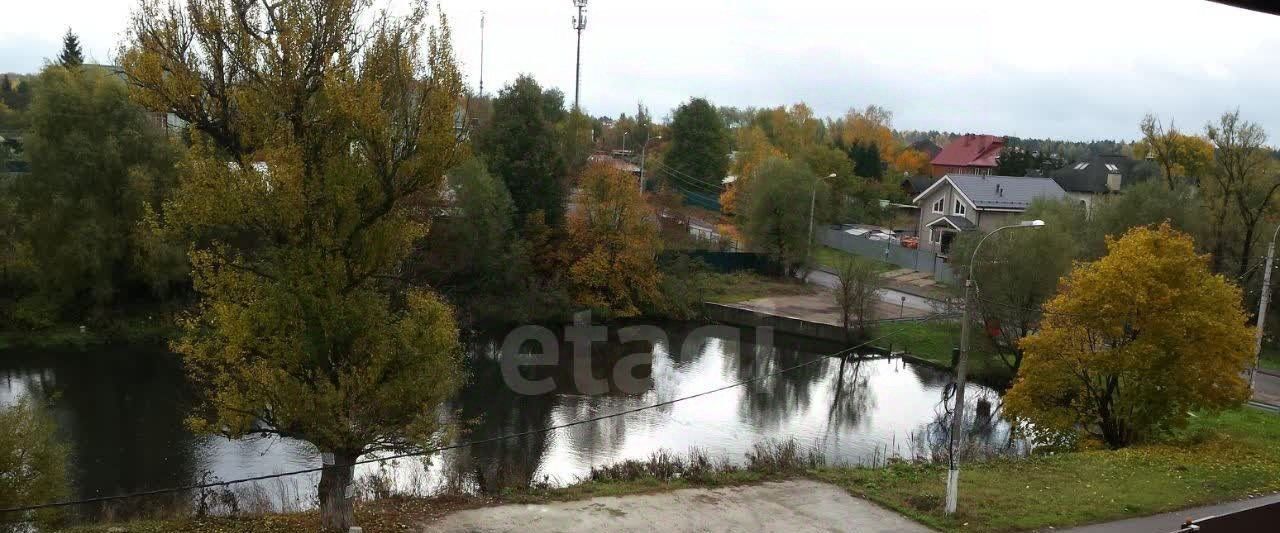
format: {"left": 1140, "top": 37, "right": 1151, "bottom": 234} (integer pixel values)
{"left": 912, "top": 174, "right": 1068, "bottom": 256}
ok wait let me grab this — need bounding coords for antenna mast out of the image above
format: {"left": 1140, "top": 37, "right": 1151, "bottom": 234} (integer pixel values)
{"left": 571, "top": 1, "right": 588, "bottom": 112}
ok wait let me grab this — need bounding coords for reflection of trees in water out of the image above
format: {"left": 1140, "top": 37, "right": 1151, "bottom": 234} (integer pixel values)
{"left": 825, "top": 358, "right": 875, "bottom": 434}
{"left": 447, "top": 338, "right": 557, "bottom": 494}
{"left": 923, "top": 384, "right": 1014, "bottom": 460}
{"left": 732, "top": 339, "right": 831, "bottom": 430}
{"left": 0, "top": 348, "right": 204, "bottom": 518}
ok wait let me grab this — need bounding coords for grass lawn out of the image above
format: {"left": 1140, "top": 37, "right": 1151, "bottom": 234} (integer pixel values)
{"left": 1260, "top": 346, "right": 1280, "bottom": 371}
{"left": 813, "top": 245, "right": 895, "bottom": 272}
{"left": 702, "top": 271, "right": 815, "bottom": 303}
{"left": 874, "top": 320, "right": 1013, "bottom": 386}
{"left": 813, "top": 407, "right": 1280, "bottom": 532}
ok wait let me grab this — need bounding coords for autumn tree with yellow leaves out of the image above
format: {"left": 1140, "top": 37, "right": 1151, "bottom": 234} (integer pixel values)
{"left": 567, "top": 162, "right": 662, "bottom": 317}
{"left": 122, "top": 1, "right": 465, "bottom": 529}
{"left": 1006, "top": 224, "right": 1253, "bottom": 450}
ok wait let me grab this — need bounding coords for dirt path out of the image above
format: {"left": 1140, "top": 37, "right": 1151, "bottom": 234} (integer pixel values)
{"left": 421, "top": 480, "right": 931, "bottom": 532}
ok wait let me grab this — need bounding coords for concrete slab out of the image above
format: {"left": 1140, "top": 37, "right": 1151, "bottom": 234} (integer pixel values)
{"left": 733, "top": 291, "right": 930, "bottom": 328}
{"left": 881, "top": 268, "right": 916, "bottom": 279}
{"left": 423, "top": 480, "right": 932, "bottom": 533}
{"left": 908, "top": 278, "right": 937, "bottom": 287}
{"left": 897, "top": 271, "right": 931, "bottom": 282}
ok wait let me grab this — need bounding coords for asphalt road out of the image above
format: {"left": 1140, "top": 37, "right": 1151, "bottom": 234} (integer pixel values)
{"left": 1061, "top": 492, "right": 1280, "bottom": 533}
{"left": 1253, "top": 369, "right": 1280, "bottom": 407}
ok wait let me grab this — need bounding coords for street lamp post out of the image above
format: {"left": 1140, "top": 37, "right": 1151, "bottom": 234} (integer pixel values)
{"left": 807, "top": 173, "right": 839, "bottom": 264}
{"left": 638, "top": 134, "right": 661, "bottom": 193}
{"left": 622, "top": 131, "right": 629, "bottom": 152}
{"left": 945, "top": 219, "right": 1045, "bottom": 515}
{"left": 1250, "top": 224, "right": 1280, "bottom": 391}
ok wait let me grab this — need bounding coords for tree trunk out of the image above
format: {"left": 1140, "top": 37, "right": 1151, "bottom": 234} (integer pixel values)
{"left": 319, "top": 450, "right": 359, "bottom": 531}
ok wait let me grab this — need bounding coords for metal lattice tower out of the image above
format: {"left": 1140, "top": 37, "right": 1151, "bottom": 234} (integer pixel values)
{"left": 571, "top": 1, "right": 588, "bottom": 112}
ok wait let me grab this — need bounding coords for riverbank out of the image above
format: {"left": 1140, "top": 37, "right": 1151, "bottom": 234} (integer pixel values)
{"left": 876, "top": 320, "right": 1013, "bottom": 387}
{"left": 0, "top": 312, "right": 178, "bottom": 352}
{"left": 61, "top": 407, "right": 1280, "bottom": 533}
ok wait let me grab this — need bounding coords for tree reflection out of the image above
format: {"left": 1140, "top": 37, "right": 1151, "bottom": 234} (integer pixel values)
{"left": 826, "top": 358, "right": 875, "bottom": 434}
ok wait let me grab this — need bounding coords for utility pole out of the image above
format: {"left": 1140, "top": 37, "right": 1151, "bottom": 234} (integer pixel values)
{"left": 1251, "top": 224, "right": 1280, "bottom": 391}
{"left": 478, "top": 10, "right": 486, "bottom": 97}
{"left": 571, "top": 1, "right": 588, "bottom": 112}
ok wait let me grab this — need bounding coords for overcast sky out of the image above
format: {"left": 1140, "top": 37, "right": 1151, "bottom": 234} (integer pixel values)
{"left": 3, "top": 0, "right": 1279, "bottom": 141}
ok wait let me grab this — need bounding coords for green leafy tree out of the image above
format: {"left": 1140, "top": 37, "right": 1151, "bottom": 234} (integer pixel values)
{"left": 740, "top": 157, "right": 824, "bottom": 276}
{"left": 57, "top": 28, "right": 84, "bottom": 68}
{"left": 0, "top": 396, "right": 70, "bottom": 532}
{"left": 665, "top": 97, "right": 729, "bottom": 184}
{"left": 950, "top": 199, "right": 1080, "bottom": 374}
{"left": 1205, "top": 110, "right": 1278, "bottom": 281}
{"left": 477, "top": 75, "right": 567, "bottom": 225}
{"left": 1007, "top": 224, "right": 1253, "bottom": 449}
{"left": 413, "top": 158, "right": 533, "bottom": 324}
{"left": 1089, "top": 180, "right": 1206, "bottom": 259}
{"left": 848, "top": 141, "right": 883, "bottom": 178}
{"left": 15, "top": 64, "right": 177, "bottom": 322}
{"left": 123, "top": 1, "right": 466, "bottom": 529}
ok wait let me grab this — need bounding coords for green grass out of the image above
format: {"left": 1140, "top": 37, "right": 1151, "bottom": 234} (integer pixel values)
{"left": 703, "top": 271, "right": 815, "bottom": 303}
{"left": 1260, "top": 346, "right": 1280, "bottom": 371}
{"left": 813, "top": 246, "right": 895, "bottom": 272}
{"left": 813, "top": 407, "right": 1280, "bottom": 532}
{"left": 874, "top": 320, "right": 1013, "bottom": 386}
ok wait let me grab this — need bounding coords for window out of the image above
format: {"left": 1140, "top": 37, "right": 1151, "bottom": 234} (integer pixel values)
{"left": 953, "top": 199, "right": 966, "bottom": 216}
{"left": 1105, "top": 163, "right": 1119, "bottom": 172}
{"left": 932, "top": 198, "right": 944, "bottom": 213}
{"left": 1073, "top": 162, "right": 1089, "bottom": 170}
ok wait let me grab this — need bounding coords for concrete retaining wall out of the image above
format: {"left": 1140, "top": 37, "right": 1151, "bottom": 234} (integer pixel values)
{"left": 704, "top": 302, "right": 852, "bottom": 343}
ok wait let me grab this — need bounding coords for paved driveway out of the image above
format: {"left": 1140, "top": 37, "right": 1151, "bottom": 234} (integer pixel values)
{"left": 1253, "top": 369, "right": 1280, "bottom": 407}
{"left": 422, "top": 480, "right": 931, "bottom": 533}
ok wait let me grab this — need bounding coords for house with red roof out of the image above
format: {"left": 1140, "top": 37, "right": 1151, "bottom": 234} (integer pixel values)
{"left": 930, "top": 134, "right": 1004, "bottom": 178}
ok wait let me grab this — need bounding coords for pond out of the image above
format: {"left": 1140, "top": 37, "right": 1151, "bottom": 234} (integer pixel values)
{"left": 0, "top": 321, "right": 1010, "bottom": 516}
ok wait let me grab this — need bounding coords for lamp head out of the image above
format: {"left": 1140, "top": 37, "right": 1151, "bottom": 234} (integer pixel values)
{"left": 1020, "top": 219, "right": 1046, "bottom": 227}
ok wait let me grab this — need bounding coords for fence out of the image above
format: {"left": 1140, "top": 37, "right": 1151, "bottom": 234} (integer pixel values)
{"left": 819, "top": 227, "right": 957, "bottom": 285}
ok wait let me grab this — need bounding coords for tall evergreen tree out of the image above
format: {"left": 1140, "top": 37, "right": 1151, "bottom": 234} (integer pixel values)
{"left": 664, "top": 97, "right": 730, "bottom": 185}
{"left": 476, "top": 75, "right": 568, "bottom": 225}
{"left": 57, "top": 29, "right": 83, "bottom": 68}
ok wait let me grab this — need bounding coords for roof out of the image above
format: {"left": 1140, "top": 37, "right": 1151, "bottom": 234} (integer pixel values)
{"left": 913, "top": 174, "right": 1068, "bottom": 211}
{"left": 926, "top": 215, "right": 976, "bottom": 231}
{"left": 932, "top": 134, "right": 1004, "bottom": 168}
{"left": 1050, "top": 154, "right": 1153, "bottom": 194}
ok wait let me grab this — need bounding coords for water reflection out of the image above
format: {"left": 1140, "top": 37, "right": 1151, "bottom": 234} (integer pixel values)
{"left": 0, "top": 322, "right": 1012, "bottom": 510}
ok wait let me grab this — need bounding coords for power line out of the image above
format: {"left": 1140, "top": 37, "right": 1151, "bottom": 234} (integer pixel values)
{"left": 657, "top": 169, "right": 724, "bottom": 195}
{"left": 0, "top": 316, "right": 949, "bottom": 518}
{"left": 651, "top": 161, "right": 725, "bottom": 190}
{"left": 652, "top": 164, "right": 725, "bottom": 193}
